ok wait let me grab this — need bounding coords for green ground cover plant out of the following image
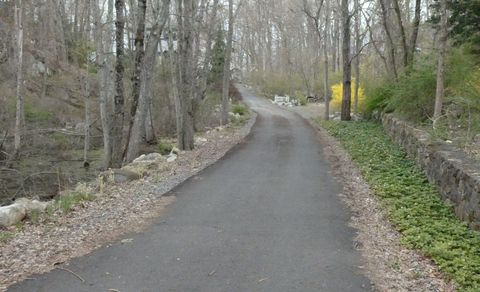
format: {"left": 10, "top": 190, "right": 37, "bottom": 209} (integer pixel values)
{"left": 319, "top": 120, "right": 480, "bottom": 291}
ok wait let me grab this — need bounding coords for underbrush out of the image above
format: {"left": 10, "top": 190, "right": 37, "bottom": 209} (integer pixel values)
{"left": 230, "top": 103, "right": 250, "bottom": 128}
{"left": 47, "top": 184, "right": 96, "bottom": 215}
{"left": 319, "top": 120, "right": 480, "bottom": 291}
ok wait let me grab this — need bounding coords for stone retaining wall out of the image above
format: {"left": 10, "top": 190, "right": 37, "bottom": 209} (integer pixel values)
{"left": 382, "top": 114, "right": 480, "bottom": 230}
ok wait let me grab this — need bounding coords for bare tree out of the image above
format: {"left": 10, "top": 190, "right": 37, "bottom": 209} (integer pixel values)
{"left": 124, "top": 0, "right": 147, "bottom": 161}
{"left": 13, "top": 0, "right": 24, "bottom": 158}
{"left": 379, "top": 0, "right": 398, "bottom": 79}
{"left": 341, "top": 0, "right": 351, "bottom": 121}
{"left": 221, "top": 0, "right": 236, "bottom": 125}
{"left": 126, "top": 0, "right": 171, "bottom": 162}
{"left": 433, "top": 0, "right": 448, "bottom": 127}
{"left": 82, "top": 73, "right": 91, "bottom": 167}
{"left": 353, "top": 0, "right": 360, "bottom": 115}
{"left": 408, "top": 0, "right": 422, "bottom": 64}
{"left": 111, "top": 0, "right": 126, "bottom": 167}
{"left": 175, "top": 0, "right": 196, "bottom": 150}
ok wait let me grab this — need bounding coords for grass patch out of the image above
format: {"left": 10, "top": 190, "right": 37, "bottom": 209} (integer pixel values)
{"left": 48, "top": 191, "right": 96, "bottom": 214}
{"left": 0, "top": 231, "right": 14, "bottom": 244}
{"left": 318, "top": 120, "right": 480, "bottom": 291}
{"left": 157, "top": 142, "right": 173, "bottom": 155}
{"left": 230, "top": 106, "right": 250, "bottom": 128}
{"left": 232, "top": 103, "right": 248, "bottom": 116}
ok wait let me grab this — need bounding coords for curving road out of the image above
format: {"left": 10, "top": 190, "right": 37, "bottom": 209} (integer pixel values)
{"left": 9, "top": 86, "right": 371, "bottom": 292}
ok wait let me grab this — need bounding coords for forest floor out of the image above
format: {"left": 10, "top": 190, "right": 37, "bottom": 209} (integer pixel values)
{"left": 0, "top": 111, "right": 256, "bottom": 291}
{"left": 291, "top": 103, "right": 455, "bottom": 292}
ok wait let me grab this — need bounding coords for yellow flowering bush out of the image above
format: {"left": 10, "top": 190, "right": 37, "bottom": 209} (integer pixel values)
{"left": 330, "top": 80, "right": 365, "bottom": 112}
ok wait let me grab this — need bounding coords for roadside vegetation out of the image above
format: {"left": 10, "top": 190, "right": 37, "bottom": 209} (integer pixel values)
{"left": 319, "top": 120, "right": 480, "bottom": 291}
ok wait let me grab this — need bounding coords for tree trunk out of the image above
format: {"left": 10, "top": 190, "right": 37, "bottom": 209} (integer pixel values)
{"left": 168, "top": 27, "right": 181, "bottom": 144}
{"left": 13, "top": 0, "right": 24, "bottom": 158}
{"left": 124, "top": 0, "right": 147, "bottom": 160}
{"left": 83, "top": 74, "right": 90, "bottom": 167}
{"left": 379, "top": 0, "right": 398, "bottom": 79}
{"left": 175, "top": 0, "right": 195, "bottom": 150}
{"left": 323, "top": 0, "right": 330, "bottom": 121}
{"left": 409, "top": 0, "right": 422, "bottom": 64}
{"left": 353, "top": 0, "right": 361, "bottom": 115}
{"left": 221, "top": 0, "right": 235, "bottom": 125}
{"left": 111, "top": 0, "right": 126, "bottom": 167}
{"left": 126, "top": 0, "right": 170, "bottom": 162}
{"left": 341, "top": 0, "right": 351, "bottom": 121}
{"left": 392, "top": 0, "right": 408, "bottom": 68}
{"left": 433, "top": 0, "right": 448, "bottom": 127}
{"left": 193, "top": 0, "right": 219, "bottom": 128}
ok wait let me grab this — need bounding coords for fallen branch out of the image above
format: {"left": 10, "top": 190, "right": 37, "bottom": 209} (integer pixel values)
{"left": 55, "top": 267, "right": 85, "bottom": 283}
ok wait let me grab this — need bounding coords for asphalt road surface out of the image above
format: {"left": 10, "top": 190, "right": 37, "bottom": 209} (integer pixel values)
{"left": 9, "top": 86, "right": 371, "bottom": 292}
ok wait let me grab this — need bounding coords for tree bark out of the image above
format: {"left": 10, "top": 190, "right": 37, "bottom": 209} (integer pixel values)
{"left": 13, "top": 0, "right": 24, "bottom": 158}
{"left": 124, "top": 0, "right": 147, "bottom": 161}
{"left": 126, "top": 0, "right": 170, "bottom": 162}
{"left": 353, "top": 0, "right": 361, "bottom": 115}
{"left": 168, "top": 27, "right": 181, "bottom": 142}
{"left": 221, "top": 0, "right": 235, "bottom": 125}
{"left": 433, "top": 0, "right": 448, "bottom": 127}
{"left": 392, "top": 0, "right": 408, "bottom": 68}
{"left": 341, "top": 0, "right": 352, "bottom": 121}
{"left": 193, "top": 0, "right": 220, "bottom": 128}
{"left": 175, "top": 0, "right": 195, "bottom": 150}
{"left": 83, "top": 74, "right": 90, "bottom": 167}
{"left": 409, "top": 0, "right": 422, "bottom": 64}
{"left": 111, "top": 0, "right": 126, "bottom": 167}
{"left": 379, "top": 0, "right": 398, "bottom": 79}
{"left": 323, "top": 0, "right": 330, "bottom": 120}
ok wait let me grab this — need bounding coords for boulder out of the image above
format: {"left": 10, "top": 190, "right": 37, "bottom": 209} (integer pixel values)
{"left": 15, "top": 198, "right": 49, "bottom": 213}
{"left": 101, "top": 169, "right": 143, "bottom": 184}
{"left": 170, "top": 147, "right": 180, "bottom": 155}
{"left": 0, "top": 198, "right": 49, "bottom": 226}
{"left": 133, "top": 153, "right": 164, "bottom": 164}
{"left": 166, "top": 154, "right": 177, "bottom": 163}
{"left": 0, "top": 204, "right": 26, "bottom": 227}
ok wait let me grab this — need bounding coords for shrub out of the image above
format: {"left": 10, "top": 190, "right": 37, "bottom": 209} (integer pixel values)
{"left": 52, "top": 133, "right": 72, "bottom": 150}
{"left": 49, "top": 191, "right": 95, "bottom": 214}
{"left": 297, "top": 94, "right": 307, "bottom": 106}
{"left": 232, "top": 103, "right": 248, "bottom": 116}
{"left": 330, "top": 79, "right": 365, "bottom": 112}
{"left": 364, "top": 83, "right": 393, "bottom": 118}
{"left": 24, "top": 102, "right": 55, "bottom": 124}
{"left": 387, "top": 60, "right": 437, "bottom": 121}
{"left": 158, "top": 142, "right": 173, "bottom": 155}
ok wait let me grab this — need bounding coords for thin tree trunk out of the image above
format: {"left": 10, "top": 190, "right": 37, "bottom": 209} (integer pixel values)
{"left": 13, "top": 0, "right": 24, "bottom": 158}
{"left": 193, "top": 0, "right": 219, "bottom": 128}
{"left": 221, "top": 0, "right": 235, "bottom": 125}
{"left": 392, "top": 0, "right": 408, "bottom": 68}
{"left": 111, "top": 0, "right": 126, "bottom": 167}
{"left": 409, "top": 0, "right": 421, "bottom": 64}
{"left": 175, "top": 0, "right": 195, "bottom": 150}
{"left": 323, "top": 0, "right": 330, "bottom": 120}
{"left": 433, "top": 0, "right": 448, "bottom": 127}
{"left": 95, "top": 0, "right": 114, "bottom": 169}
{"left": 341, "top": 0, "right": 351, "bottom": 121}
{"left": 379, "top": 0, "right": 398, "bottom": 79}
{"left": 353, "top": 0, "right": 361, "bottom": 115}
{"left": 83, "top": 74, "right": 90, "bottom": 167}
{"left": 168, "top": 27, "right": 181, "bottom": 142}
